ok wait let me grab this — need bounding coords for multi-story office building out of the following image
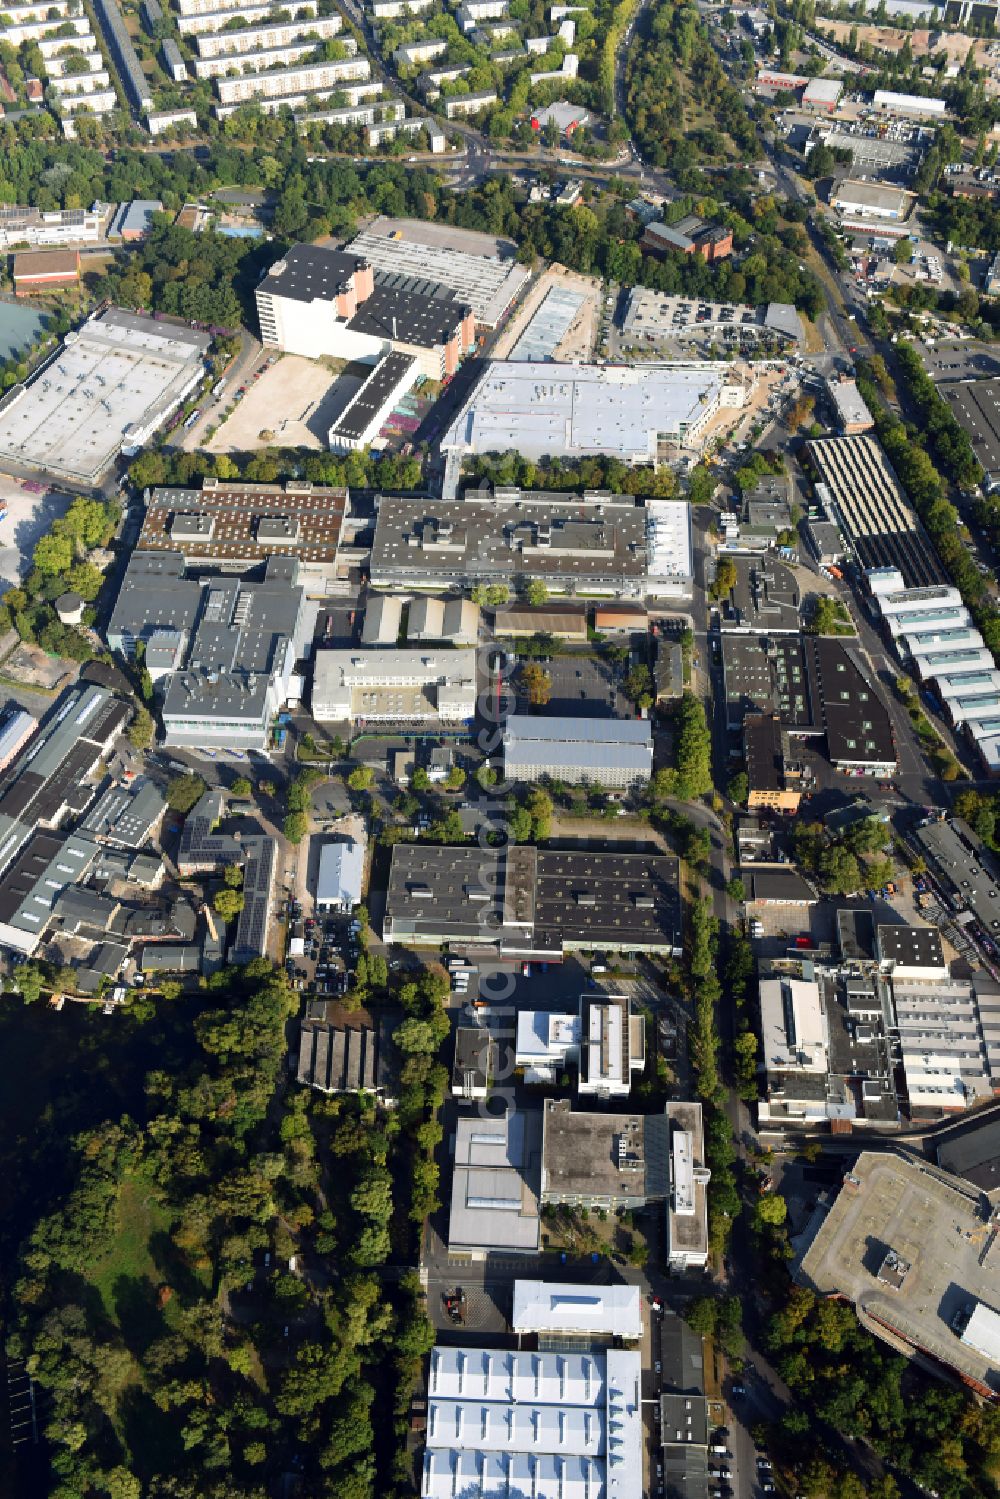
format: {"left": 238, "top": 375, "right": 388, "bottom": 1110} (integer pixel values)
{"left": 311, "top": 648, "right": 477, "bottom": 725}
{"left": 255, "top": 242, "right": 476, "bottom": 380}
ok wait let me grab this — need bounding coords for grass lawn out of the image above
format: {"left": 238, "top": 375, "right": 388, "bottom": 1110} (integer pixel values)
{"left": 86, "top": 1174, "right": 173, "bottom": 1323}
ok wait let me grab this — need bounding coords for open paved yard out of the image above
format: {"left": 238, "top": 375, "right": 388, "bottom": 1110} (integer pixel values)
{"left": 0, "top": 483, "right": 74, "bottom": 591}
{"left": 206, "top": 355, "right": 362, "bottom": 453}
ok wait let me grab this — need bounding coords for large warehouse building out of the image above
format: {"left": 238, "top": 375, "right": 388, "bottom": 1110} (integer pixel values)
{"left": 0, "top": 308, "right": 210, "bottom": 485}
{"left": 440, "top": 361, "right": 747, "bottom": 464}
{"left": 808, "top": 435, "right": 946, "bottom": 588}
{"left": 369, "top": 486, "right": 693, "bottom": 599}
{"left": 421, "top": 1345, "right": 642, "bottom": 1499}
{"left": 382, "top": 843, "right": 683, "bottom": 957}
{"left": 502, "top": 714, "right": 653, "bottom": 789}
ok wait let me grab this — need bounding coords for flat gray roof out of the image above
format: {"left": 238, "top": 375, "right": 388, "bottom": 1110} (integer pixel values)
{"left": 449, "top": 1106, "right": 542, "bottom": 1252}
{"left": 797, "top": 1150, "right": 1000, "bottom": 1397}
{"left": 0, "top": 308, "right": 208, "bottom": 483}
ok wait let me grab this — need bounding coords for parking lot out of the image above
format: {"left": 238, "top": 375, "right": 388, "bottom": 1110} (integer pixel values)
{"left": 917, "top": 339, "right": 1000, "bottom": 384}
{"left": 206, "top": 354, "right": 363, "bottom": 453}
{"left": 511, "top": 651, "right": 631, "bottom": 719}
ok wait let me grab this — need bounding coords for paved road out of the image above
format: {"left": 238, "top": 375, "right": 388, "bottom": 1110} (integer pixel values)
{"left": 172, "top": 329, "right": 263, "bottom": 454}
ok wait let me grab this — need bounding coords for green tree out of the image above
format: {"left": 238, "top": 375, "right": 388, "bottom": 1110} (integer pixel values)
{"left": 525, "top": 579, "right": 549, "bottom": 606}
{"left": 756, "top": 1192, "right": 788, "bottom": 1227}
{"left": 283, "top": 811, "right": 308, "bottom": 844}
{"left": 214, "top": 887, "right": 245, "bottom": 922}
{"left": 231, "top": 776, "right": 252, "bottom": 798}
{"left": 347, "top": 765, "right": 374, "bottom": 792}
{"left": 166, "top": 773, "right": 207, "bottom": 813}
{"left": 521, "top": 662, "right": 552, "bottom": 706}
{"left": 727, "top": 771, "right": 749, "bottom": 805}
{"left": 710, "top": 555, "right": 737, "bottom": 599}
{"left": 127, "top": 706, "right": 155, "bottom": 750}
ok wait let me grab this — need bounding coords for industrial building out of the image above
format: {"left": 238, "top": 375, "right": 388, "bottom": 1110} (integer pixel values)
{"left": 723, "top": 630, "right": 896, "bottom": 775}
{"left": 808, "top": 435, "right": 945, "bottom": 588}
{"left": 255, "top": 242, "right": 476, "bottom": 381}
{"left": 231, "top": 834, "right": 277, "bottom": 963}
{"left": 448, "top": 1107, "right": 542, "bottom": 1255}
{"left": 717, "top": 556, "right": 800, "bottom": 635}
{"left": 756, "top": 963, "right": 897, "bottom": 1128}
{"left": 795, "top": 1149, "right": 1000, "bottom": 1399}
{"left": 491, "top": 603, "right": 588, "bottom": 641}
{"left": 296, "top": 1003, "right": 399, "bottom": 1102}
{"left": 831, "top": 179, "right": 916, "bottom": 221}
{"left": 0, "top": 706, "right": 36, "bottom": 770}
{"left": 441, "top": 361, "right": 746, "bottom": 464}
{"left": 502, "top": 714, "right": 653, "bottom": 790}
{"left": 665, "top": 1101, "right": 711, "bottom": 1271}
{"left": 328, "top": 351, "right": 419, "bottom": 452}
{"left": 370, "top": 487, "right": 694, "bottom": 599}
{"left": 451, "top": 1026, "right": 496, "bottom": 1100}
{"left": 346, "top": 222, "right": 529, "bottom": 329}
{"left": 406, "top": 595, "right": 480, "bottom": 646}
{"left": 513, "top": 992, "right": 645, "bottom": 1100}
{"left": 381, "top": 844, "right": 683, "bottom": 957}
{"left": 421, "top": 1344, "right": 642, "bottom": 1499}
{"left": 942, "top": 377, "right": 1000, "bottom": 485}
{"left": 315, "top": 838, "right": 365, "bottom": 912}
{"left": 0, "top": 309, "right": 210, "bottom": 485}
{"left": 137, "top": 479, "right": 349, "bottom": 585}
{"left": 871, "top": 88, "right": 947, "bottom": 118}
{"left": 540, "top": 1098, "right": 671, "bottom": 1211}
{"left": 311, "top": 647, "right": 477, "bottom": 726}
{"left": 744, "top": 713, "right": 802, "bottom": 814}
{"left": 915, "top": 817, "right": 1000, "bottom": 942}
{"left": 13, "top": 249, "right": 80, "bottom": 295}
{"left": 0, "top": 684, "right": 132, "bottom": 956}
{"left": 511, "top": 1280, "right": 642, "bottom": 1343}
{"left": 828, "top": 376, "right": 874, "bottom": 434}
{"left": 107, "top": 551, "right": 314, "bottom": 752}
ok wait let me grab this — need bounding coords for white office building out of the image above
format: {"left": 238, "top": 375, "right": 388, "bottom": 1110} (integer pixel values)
{"left": 511, "top": 1280, "right": 643, "bottom": 1342}
{"left": 311, "top": 648, "right": 477, "bottom": 725}
{"left": 422, "top": 1346, "right": 643, "bottom": 1499}
{"left": 665, "top": 1101, "right": 711, "bottom": 1271}
{"left": 516, "top": 1010, "right": 581, "bottom": 1084}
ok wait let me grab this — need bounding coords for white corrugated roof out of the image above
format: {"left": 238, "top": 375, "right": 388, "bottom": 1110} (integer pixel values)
{"left": 511, "top": 1280, "right": 642, "bottom": 1339}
